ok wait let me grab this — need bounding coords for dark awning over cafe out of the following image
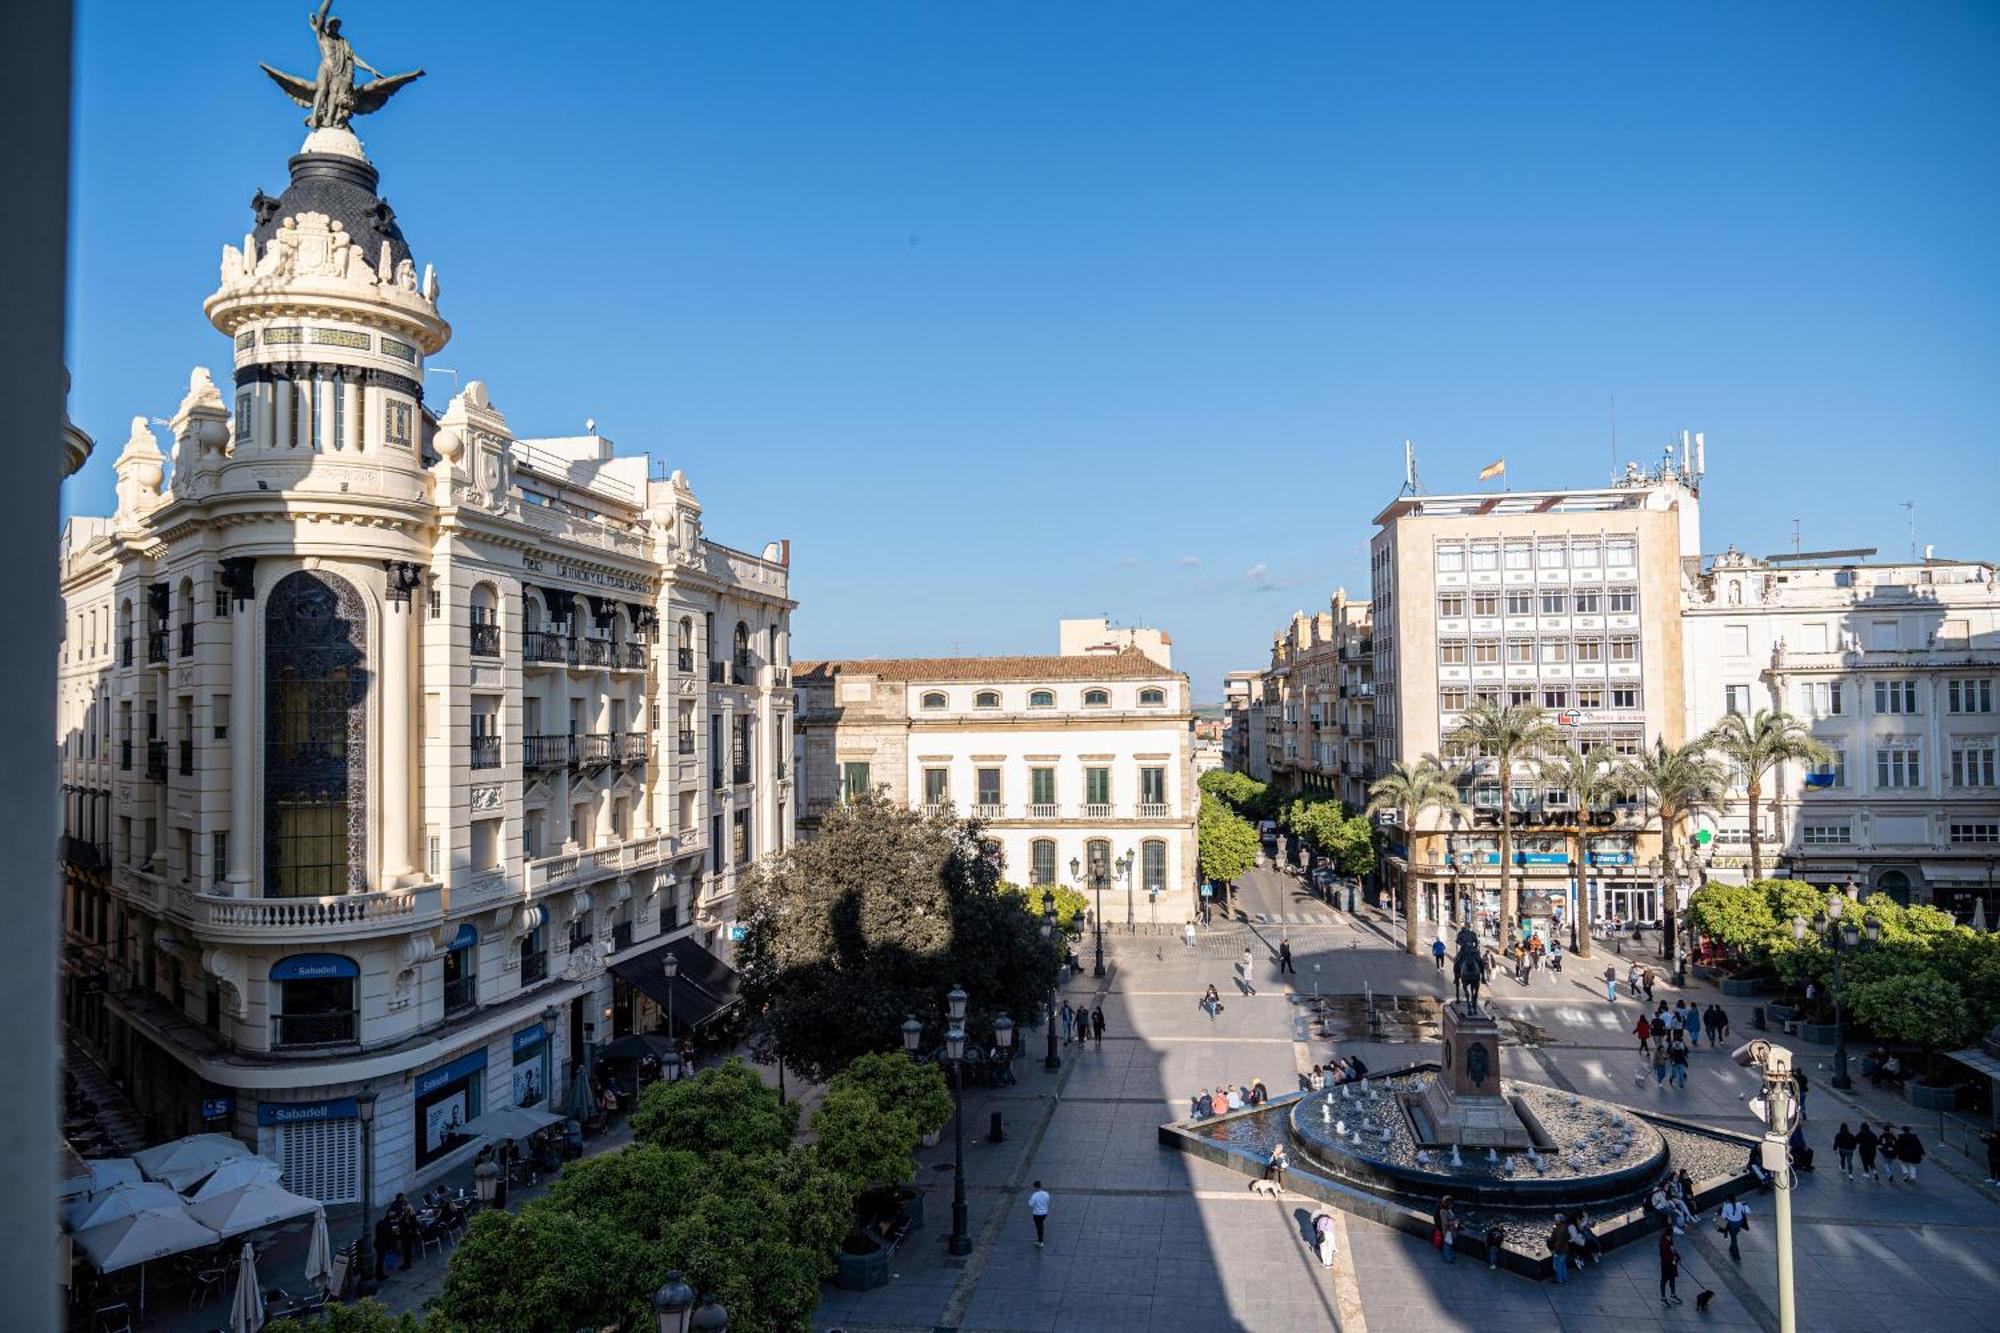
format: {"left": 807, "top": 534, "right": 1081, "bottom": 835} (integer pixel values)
{"left": 609, "top": 935, "right": 742, "bottom": 1028}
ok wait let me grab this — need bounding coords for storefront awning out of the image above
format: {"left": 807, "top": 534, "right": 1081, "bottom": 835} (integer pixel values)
{"left": 609, "top": 935, "right": 741, "bottom": 1028}
{"left": 1945, "top": 1046, "right": 2000, "bottom": 1084}
{"left": 1920, "top": 860, "right": 1996, "bottom": 887}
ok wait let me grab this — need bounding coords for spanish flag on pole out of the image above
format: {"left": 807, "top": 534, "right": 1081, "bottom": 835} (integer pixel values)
{"left": 1478, "top": 459, "right": 1506, "bottom": 482}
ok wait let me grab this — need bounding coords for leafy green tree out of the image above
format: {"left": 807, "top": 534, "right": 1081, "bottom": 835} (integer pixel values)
{"left": 737, "top": 796, "right": 1055, "bottom": 1084}
{"left": 268, "top": 1302, "right": 439, "bottom": 1333}
{"left": 1849, "top": 969, "right": 1981, "bottom": 1055}
{"left": 1626, "top": 738, "right": 1728, "bottom": 969}
{"left": 1684, "top": 882, "right": 1781, "bottom": 954}
{"left": 812, "top": 1053, "right": 952, "bottom": 1204}
{"left": 1445, "top": 703, "right": 1564, "bottom": 944}
{"left": 1365, "top": 758, "right": 1466, "bottom": 954}
{"left": 1197, "top": 792, "right": 1260, "bottom": 893}
{"left": 1704, "top": 709, "right": 1833, "bottom": 880}
{"left": 437, "top": 1203, "right": 660, "bottom": 1333}
{"left": 631, "top": 1057, "right": 799, "bottom": 1156}
{"left": 998, "top": 880, "right": 1089, "bottom": 933}
{"left": 1534, "top": 742, "right": 1631, "bottom": 959}
{"left": 1199, "top": 769, "right": 1280, "bottom": 822}
{"left": 1327, "top": 812, "right": 1378, "bottom": 880}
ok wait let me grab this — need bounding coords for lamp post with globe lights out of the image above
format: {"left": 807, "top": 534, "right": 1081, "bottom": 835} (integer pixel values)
{"left": 1073, "top": 856, "right": 1107, "bottom": 978}
{"left": 945, "top": 983, "right": 972, "bottom": 1256}
{"left": 355, "top": 1088, "right": 378, "bottom": 1295}
{"left": 1041, "top": 890, "right": 1061, "bottom": 1072}
{"left": 1793, "top": 897, "right": 1879, "bottom": 1090}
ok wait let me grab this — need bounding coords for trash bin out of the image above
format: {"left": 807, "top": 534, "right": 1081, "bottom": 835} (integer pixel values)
{"left": 1751, "top": 1005, "right": 1766, "bottom": 1031}
{"left": 987, "top": 1111, "right": 1005, "bottom": 1144}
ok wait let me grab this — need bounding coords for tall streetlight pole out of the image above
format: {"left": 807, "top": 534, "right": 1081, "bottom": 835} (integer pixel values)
{"left": 945, "top": 983, "right": 972, "bottom": 1256}
{"left": 1794, "top": 899, "right": 1877, "bottom": 1091}
{"left": 354, "top": 1088, "right": 378, "bottom": 1295}
{"left": 1040, "top": 891, "right": 1061, "bottom": 1072}
{"left": 663, "top": 950, "right": 679, "bottom": 1045}
{"left": 1074, "top": 857, "right": 1106, "bottom": 978}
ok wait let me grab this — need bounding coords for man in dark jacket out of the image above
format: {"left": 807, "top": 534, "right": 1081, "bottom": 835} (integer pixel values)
{"left": 1896, "top": 1125, "right": 1924, "bottom": 1184}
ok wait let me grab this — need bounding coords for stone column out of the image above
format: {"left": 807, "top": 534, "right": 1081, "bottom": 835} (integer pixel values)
{"left": 252, "top": 380, "right": 271, "bottom": 451}
{"left": 273, "top": 380, "right": 293, "bottom": 452}
{"left": 594, "top": 676, "right": 615, "bottom": 845}
{"left": 382, "top": 563, "right": 420, "bottom": 884}
{"left": 222, "top": 559, "right": 256, "bottom": 895}
{"left": 343, "top": 378, "right": 362, "bottom": 453}
{"left": 317, "top": 377, "right": 336, "bottom": 453}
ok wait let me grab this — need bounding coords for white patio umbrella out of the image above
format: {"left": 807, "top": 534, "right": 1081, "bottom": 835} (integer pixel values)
{"left": 1973, "top": 896, "right": 1989, "bottom": 933}
{"left": 68, "top": 1157, "right": 143, "bottom": 1198}
{"left": 228, "top": 1239, "right": 264, "bottom": 1333}
{"left": 72, "top": 1204, "right": 222, "bottom": 1317}
{"left": 188, "top": 1155, "right": 284, "bottom": 1202}
{"left": 136, "top": 1133, "right": 252, "bottom": 1191}
{"left": 303, "top": 1206, "right": 334, "bottom": 1296}
{"left": 187, "top": 1180, "right": 323, "bottom": 1239}
{"left": 64, "top": 1180, "right": 183, "bottom": 1232}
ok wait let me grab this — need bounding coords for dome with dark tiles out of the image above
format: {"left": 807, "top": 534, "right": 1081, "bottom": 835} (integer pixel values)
{"left": 251, "top": 149, "right": 412, "bottom": 275}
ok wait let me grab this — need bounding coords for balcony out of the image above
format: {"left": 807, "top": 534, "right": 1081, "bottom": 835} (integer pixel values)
{"left": 619, "top": 642, "right": 649, "bottom": 670}
{"left": 177, "top": 738, "right": 193, "bottom": 776}
{"left": 1083, "top": 803, "right": 1113, "bottom": 819}
{"left": 470, "top": 621, "right": 502, "bottom": 658}
{"left": 470, "top": 735, "right": 502, "bottom": 770}
{"left": 145, "top": 740, "right": 168, "bottom": 781}
{"left": 169, "top": 883, "right": 442, "bottom": 942}
{"left": 708, "top": 660, "right": 730, "bottom": 685}
{"left": 616, "top": 733, "right": 648, "bottom": 764}
{"left": 178, "top": 622, "right": 194, "bottom": 657}
{"left": 577, "top": 637, "right": 615, "bottom": 668}
{"left": 523, "top": 630, "right": 574, "bottom": 665}
{"left": 443, "top": 974, "right": 478, "bottom": 1016}
{"left": 1026, "top": 803, "right": 1059, "bottom": 820}
{"left": 735, "top": 651, "right": 754, "bottom": 676}
{"left": 61, "top": 835, "right": 110, "bottom": 872}
{"left": 524, "top": 830, "right": 679, "bottom": 895}
{"left": 971, "top": 803, "right": 1004, "bottom": 820}
{"left": 676, "top": 647, "right": 694, "bottom": 673}
{"left": 733, "top": 761, "right": 752, "bottom": 786}
{"left": 520, "top": 951, "right": 549, "bottom": 984}
{"left": 677, "top": 729, "right": 696, "bottom": 756}
{"left": 577, "top": 733, "right": 614, "bottom": 769}
{"left": 612, "top": 920, "right": 634, "bottom": 952}
{"left": 1137, "top": 803, "right": 1172, "bottom": 819}
{"left": 146, "top": 629, "right": 168, "bottom": 664}
{"left": 922, "top": 803, "right": 948, "bottom": 818}
{"left": 772, "top": 667, "right": 790, "bottom": 687}
{"left": 523, "top": 734, "right": 574, "bottom": 771}
{"left": 271, "top": 1010, "right": 357, "bottom": 1050}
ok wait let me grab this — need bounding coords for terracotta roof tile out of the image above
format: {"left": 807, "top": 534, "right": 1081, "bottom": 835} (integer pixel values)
{"left": 792, "top": 646, "right": 1177, "bottom": 685}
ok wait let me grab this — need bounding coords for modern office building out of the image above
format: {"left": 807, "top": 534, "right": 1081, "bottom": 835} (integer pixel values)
{"left": 793, "top": 648, "right": 1199, "bottom": 924}
{"left": 56, "top": 112, "right": 792, "bottom": 1205}
{"left": 1682, "top": 547, "right": 2000, "bottom": 918}
{"left": 1367, "top": 453, "right": 1704, "bottom": 940}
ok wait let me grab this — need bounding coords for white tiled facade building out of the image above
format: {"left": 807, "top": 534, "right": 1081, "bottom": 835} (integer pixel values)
{"left": 57, "top": 123, "right": 792, "bottom": 1205}
{"left": 794, "top": 650, "right": 1200, "bottom": 924}
{"left": 1682, "top": 549, "right": 2000, "bottom": 916}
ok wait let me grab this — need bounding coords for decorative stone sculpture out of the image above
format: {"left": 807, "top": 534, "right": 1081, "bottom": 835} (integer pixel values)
{"left": 261, "top": 1, "right": 424, "bottom": 131}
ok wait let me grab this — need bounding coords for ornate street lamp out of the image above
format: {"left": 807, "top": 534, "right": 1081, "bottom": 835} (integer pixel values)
{"left": 1795, "top": 898, "right": 1880, "bottom": 1090}
{"left": 901, "top": 1014, "right": 922, "bottom": 1057}
{"left": 539, "top": 1004, "right": 558, "bottom": 1108}
{"left": 663, "top": 950, "right": 679, "bottom": 1039}
{"left": 689, "top": 1293, "right": 730, "bottom": 1332}
{"left": 945, "top": 1016, "right": 972, "bottom": 1256}
{"left": 1040, "top": 890, "right": 1061, "bottom": 1072}
{"left": 653, "top": 1271, "right": 695, "bottom": 1333}
{"left": 355, "top": 1088, "right": 379, "bottom": 1295}
{"left": 993, "top": 1013, "right": 1014, "bottom": 1087}
{"left": 473, "top": 1155, "right": 500, "bottom": 1208}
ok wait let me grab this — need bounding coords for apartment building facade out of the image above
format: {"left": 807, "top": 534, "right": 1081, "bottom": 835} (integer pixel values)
{"left": 1683, "top": 548, "right": 2000, "bottom": 918}
{"left": 793, "top": 650, "right": 1199, "bottom": 924}
{"left": 55, "top": 120, "right": 793, "bottom": 1205}
{"left": 1369, "top": 467, "right": 1700, "bottom": 940}
{"left": 1221, "top": 670, "right": 1260, "bottom": 774}
{"left": 1260, "top": 590, "right": 1375, "bottom": 809}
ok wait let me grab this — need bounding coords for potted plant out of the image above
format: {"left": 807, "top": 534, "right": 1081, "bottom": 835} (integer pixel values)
{"left": 815, "top": 1052, "right": 953, "bottom": 1292}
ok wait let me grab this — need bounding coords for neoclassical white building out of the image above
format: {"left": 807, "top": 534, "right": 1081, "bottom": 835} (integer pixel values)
{"left": 57, "top": 119, "right": 794, "bottom": 1204}
{"left": 793, "top": 650, "right": 1199, "bottom": 925}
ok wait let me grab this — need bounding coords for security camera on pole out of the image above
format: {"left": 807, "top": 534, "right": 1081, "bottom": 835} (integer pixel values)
{"left": 1734, "top": 1039, "right": 1800, "bottom": 1333}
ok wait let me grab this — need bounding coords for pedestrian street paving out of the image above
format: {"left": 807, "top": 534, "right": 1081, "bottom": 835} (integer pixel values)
{"left": 814, "top": 865, "right": 2000, "bottom": 1332}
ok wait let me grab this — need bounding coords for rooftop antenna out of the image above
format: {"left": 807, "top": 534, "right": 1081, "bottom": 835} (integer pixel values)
{"left": 1609, "top": 396, "right": 1618, "bottom": 482}
{"left": 1791, "top": 518, "right": 1801, "bottom": 555}
{"left": 424, "top": 366, "right": 460, "bottom": 398}
{"left": 1901, "top": 501, "right": 1916, "bottom": 562}
{"left": 1401, "top": 439, "right": 1422, "bottom": 496}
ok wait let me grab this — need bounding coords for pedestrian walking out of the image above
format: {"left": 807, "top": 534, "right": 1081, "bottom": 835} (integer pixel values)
{"left": 1719, "top": 1196, "right": 1750, "bottom": 1262}
{"left": 1795, "top": 1068, "right": 1809, "bottom": 1113}
{"left": 1028, "top": 1181, "right": 1050, "bottom": 1247}
{"left": 1834, "top": 1123, "right": 1857, "bottom": 1179}
{"left": 1312, "top": 1210, "right": 1337, "bottom": 1269}
{"left": 1714, "top": 1003, "right": 1731, "bottom": 1043}
{"left": 1549, "top": 939, "right": 1563, "bottom": 974}
{"left": 1857, "top": 1123, "right": 1881, "bottom": 1181}
{"left": 1652, "top": 1043, "right": 1669, "bottom": 1087}
{"left": 1432, "top": 1197, "right": 1459, "bottom": 1264}
{"left": 1604, "top": 965, "right": 1619, "bottom": 1004}
{"left": 1279, "top": 937, "right": 1296, "bottom": 975}
{"left": 1059, "top": 1001, "right": 1074, "bottom": 1044}
{"left": 1879, "top": 1125, "right": 1900, "bottom": 1181}
{"left": 1642, "top": 967, "right": 1656, "bottom": 1001}
{"left": 1635, "top": 1015, "right": 1653, "bottom": 1058}
{"left": 1669, "top": 1041, "right": 1689, "bottom": 1089}
{"left": 1627, "top": 962, "right": 1643, "bottom": 998}
{"left": 1200, "top": 984, "right": 1222, "bottom": 1022}
{"left": 1090, "top": 1006, "right": 1105, "bottom": 1045}
{"left": 1239, "top": 946, "right": 1258, "bottom": 995}
{"left": 1433, "top": 937, "right": 1448, "bottom": 972}
{"left": 1896, "top": 1125, "right": 1924, "bottom": 1183}
{"left": 1547, "top": 1213, "right": 1571, "bottom": 1283}
{"left": 1659, "top": 1228, "right": 1682, "bottom": 1307}
{"left": 1183, "top": 920, "right": 1197, "bottom": 955}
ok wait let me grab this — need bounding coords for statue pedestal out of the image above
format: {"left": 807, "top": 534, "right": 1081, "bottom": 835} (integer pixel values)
{"left": 1418, "top": 1002, "right": 1533, "bottom": 1149}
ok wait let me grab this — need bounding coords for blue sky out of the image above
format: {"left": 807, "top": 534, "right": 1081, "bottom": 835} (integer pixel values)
{"left": 65, "top": 2, "right": 1999, "bottom": 698}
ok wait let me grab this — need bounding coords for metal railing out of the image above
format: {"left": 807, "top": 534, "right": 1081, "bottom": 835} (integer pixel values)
{"left": 578, "top": 637, "right": 615, "bottom": 668}
{"left": 270, "top": 1010, "right": 358, "bottom": 1049}
{"left": 772, "top": 667, "right": 790, "bottom": 687}
{"left": 470, "top": 735, "right": 502, "bottom": 769}
{"left": 577, "top": 733, "right": 614, "bottom": 768}
{"left": 619, "top": 642, "right": 649, "bottom": 670}
{"left": 676, "top": 647, "right": 694, "bottom": 673}
{"left": 677, "top": 729, "right": 696, "bottom": 755}
{"left": 146, "top": 740, "right": 168, "bottom": 780}
{"left": 709, "top": 660, "right": 730, "bottom": 685}
{"left": 732, "top": 761, "right": 752, "bottom": 786}
{"left": 470, "top": 621, "right": 502, "bottom": 658}
{"left": 523, "top": 630, "right": 573, "bottom": 665}
{"left": 520, "top": 951, "right": 549, "bottom": 984}
{"left": 443, "top": 974, "right": 478, "bottom": 1015}
{"left": 61, "top": 836, "right": 110, "bottom": 871}
{"left": 146, "top": 629, "right": 168, "bottom": 664}
{"left": 612, "top": 921, "right": 634, "bottom": 952}
{"left": 523, "top": 734, "right": 574, "bottom": 770}
{"left": 120, "top": 638, "right": 133, "bottom": 667}
{"left": 616, "top": 733, "right": 648, "bottom": 764}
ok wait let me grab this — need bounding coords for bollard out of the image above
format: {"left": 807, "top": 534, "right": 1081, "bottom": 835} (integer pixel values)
{"left": 988, "top": 1111, "right": 1004, "bottom": 1143}
{"left": 1752, "top": 1005, "right": 1766, "bottom": 1031}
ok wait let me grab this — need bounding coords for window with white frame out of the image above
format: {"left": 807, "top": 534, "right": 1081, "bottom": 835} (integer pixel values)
{"left": 1610, "top": 687, "right": 1638, "bottom": 709}
{"left": 1082, "top": 689, "right": 1110, "bottom": 707}
{"left": 1949, "top": 679, "right": 1993, "bottom": 714}
{"left": 1572, "top": 589, "right": 1600, "bottom": 613}
{"left": 1538, "top": 544, "right": 1566, "bottom": 570}
{"left": 1576, "top": 687, "right": 1604, "bottom": 709}
{"left": 1610, "top": 637, "right": 1637, "bottom": 663}
{"left": 1439, "top": 594, "right": 1465, "bottom": 618}
{"left": 1540, "top": 592, "right": 1566, "bottom": 615}
{"left": 1724, "top": 685, "right": 1751, "bottom": 716}
{"left": 1876, "top": 742, "right": 1922, "bottom": 789}
{"left": 1470, "top": 545, "right": 1499, "bottom": 572}
{"left": 1028, "top": 689, "right": 1054, "bottom": 708}
{"left": 1472, "top": 593, "right": 1499, "bottom": 617}
{"left": 1509, "top": 688, "right": 1534, "bottom": 706}
{"left": 1571, "top": 541, "right": 1600, "bottom": 569}
{"left": 1505, "top": 544, "right": 1532, "bottom": 571}
{"left": 1473, "top": 641, "right": 1499, "bottom": 664}
{"left": 974, "top": 690, "right": 1001, "bottom": 708}
{"left": 1138, "top": 687, "right": 1166, "bottom": 706}
{"left": 1606, "top": 538, "right": 1637, "bottom": 566}
{"left": 1800, "top": 681, "right": 1843, "bottom": 717}
{"left": 1441, "top": 688, "right": 1468, "bottom": 712}
{"left": 1949, "top": 821, "right": 1999, "bottom": 844}
{"left": 1575, "top": 639, "right": 1603, "bottom": 663}
{"left": 1801, "top": 822, "right": 1849, "bottom": 845}
{"left": 1541, "top": 641, "right": 1569, "bottom": 664}
{"left": 1507, "top": 641, "right": 1534, "bottom": 664}
{"left": 1543, "top": 688, "right": 1568, "bottom": 709}
{"left": 1437, "top": 544, "right": 1465, "bottom": 572}
{"left": 921, "top": 691, "right": 948, "bottom": 710}
{"left": 1440, "top": 641, "right": 1466, "bottom": 665}
{"left": 1506, "top": 592, "right": 1534, "bottom": 616}
{"left": 1950, "top": 740, "right": 1997, "bottom": 788}
{"left": 1874, "top": 680, "right": 1918, "bottom": 714}
{"left": 1807, "top": 746, "right": 1846, "bottom": 789}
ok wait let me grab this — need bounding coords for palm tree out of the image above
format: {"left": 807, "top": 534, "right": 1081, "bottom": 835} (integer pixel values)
{"left": 1705, "top": 709, "right": 1834, "bottom": 881}
{"left": 1627, "top": 738, "right": 1729, "bottom": 972}
{"left": 1446, "top": 701, "right": 1564, "bottom": 945}
{"left": 1534, "top": 742, "right": 1632, "bottom": 960}
{"left": 1365, "top": 758, "right": 1465, "bottom": 955}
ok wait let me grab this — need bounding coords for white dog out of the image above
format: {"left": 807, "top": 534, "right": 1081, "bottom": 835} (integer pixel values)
{"left": 1248, "top": 1178, "right": 1283, "bottom": 1197}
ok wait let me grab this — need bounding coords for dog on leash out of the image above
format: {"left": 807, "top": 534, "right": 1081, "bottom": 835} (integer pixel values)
{"left": 1694, "top": 1289, "right": 1715, "bottom": 1313}
{"left": 1247, "top": 1178, "right": 1283, "bottom": 1198}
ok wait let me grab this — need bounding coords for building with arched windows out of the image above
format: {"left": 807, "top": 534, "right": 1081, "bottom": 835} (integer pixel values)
{"left": 56, "top": 114, "right": 793, "bottom": 1203}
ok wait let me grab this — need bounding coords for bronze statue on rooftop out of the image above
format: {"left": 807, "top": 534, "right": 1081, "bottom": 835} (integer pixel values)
{"left": 261, "top": 1, "right": 424, "bottom": 130}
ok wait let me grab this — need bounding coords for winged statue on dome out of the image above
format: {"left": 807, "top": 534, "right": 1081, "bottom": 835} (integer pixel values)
{"left": 260, "top": 1, "right": 424, "bottom": 130}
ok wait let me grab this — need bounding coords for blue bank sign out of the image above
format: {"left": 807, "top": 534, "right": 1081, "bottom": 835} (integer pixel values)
{"left": 258, "top": 1097, "right": 358, "bottom": 1126}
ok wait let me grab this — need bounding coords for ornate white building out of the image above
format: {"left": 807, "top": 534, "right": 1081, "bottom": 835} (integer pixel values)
{"left": 57, "top": 121, "right": 793, "bottom": 1204}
